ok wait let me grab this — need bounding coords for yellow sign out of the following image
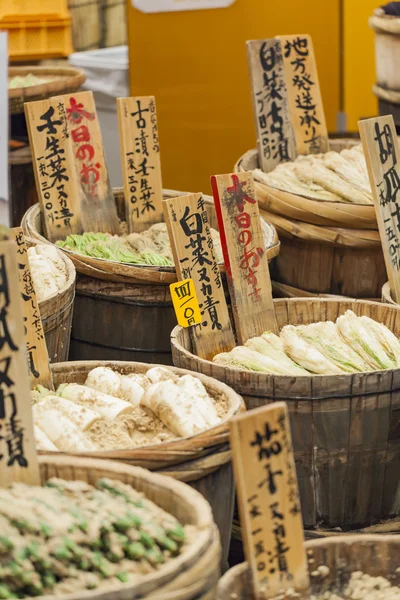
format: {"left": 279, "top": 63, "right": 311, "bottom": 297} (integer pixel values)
{"left": 170, "top": 278, "right": 202, "bottom": 328}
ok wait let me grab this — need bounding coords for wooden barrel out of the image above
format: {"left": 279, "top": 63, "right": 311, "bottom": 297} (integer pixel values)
{"left": 9, "top": 146, "right": 38, "bottom": 228}
{"left": 22, "top": 191, "right": 279, "bottom": 365}
{"left": 36, "top": 454, "right": 220, "bottom": 600}
{"left": 172, "top": 297, "right": 400, "bottom": 530}
{"left": 45, "top": 359, "right": 245, "bottom": 568}
{"left": 218, "top": 535, "right": 400, "bottom": 600}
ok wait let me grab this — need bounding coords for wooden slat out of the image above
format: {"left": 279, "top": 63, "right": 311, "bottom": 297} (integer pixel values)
{"left": 230, "top": 402, "right": 309, "bottom": 599}
{"left": 11, "top": 228, "right": 53, "bottom": 390}
{"left": 211, "top": 172, "right": 278, "bottom": 342}
{"left": 246, "top": 38, "right": 296, "bottom": 172}
{"left": 278, "top": 34, "right": 329, "bottom": 155}
{"left": 163, "top": 193, "right": 235, "bottom": 360}
{"left": 55, "top": 91, "right": 121, "bottom": 235}
{"left": 24, "top": 98, "right": 83, "bottom": 242}
{"left": 0, "top": 234, "right": 40, "bottom": 487}
{"left": 117, "top": 96, "right": 164, "bottom": 233}
{"left": 359, "top": 115, "right": 400, "bottom": 303}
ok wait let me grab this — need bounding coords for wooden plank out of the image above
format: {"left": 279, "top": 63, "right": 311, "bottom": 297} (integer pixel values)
{"left": 24, "top": 98, "right": 83, "bottom": 242}
{"left": 0, "top": 230, "right": 40, "bottom": 487}
{"left": 359, "top": 115, "right": 400, "bottom": 304}
{"left": 163, "top": 193, "right": 235, "bottom": 360}
{"left": 55, "top": 91, "right": 121, "bottom": 235}
{"left": 278, "top": 34, "right": 329, "bottom": 155}
{"left": 230, "top": 402, "right": 309, "bottom": 599}
{"left": 211, "top": 172, "right": 278, "bottom": 342}
{"left": 246, "top": 38, "right": 296, "bottom": 173}
{"left": 117, "top": 96, "right": 164, "bottom": 233}
{"left": 11, "top": 228, "right": 53, "bottom": 390}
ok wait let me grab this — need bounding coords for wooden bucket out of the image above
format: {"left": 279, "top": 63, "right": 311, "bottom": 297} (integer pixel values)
{"left": 36, "top": 454, "right": 220, "bottom": 600}
{"left": 45, "top": 359, "right": 245, "bottom": 568}
{"left": 171, "top": 297, "right": 400, "bottom": 530}
{"left": 9, "top": 147, "right": 38, "bottom": 227}
{"left": 22, "top": 191, "right": 279, "bottom": 365}
{"left": 217, "top": 535, "right": 400, "bottom": 600}
{"left": 234, "top": 139, "right": 377, "bottom": 230}
{"left": 262, "top": 208, "right": 386, "bottom": 298}
{"left": 370, "top": 9, "right": 400, "bottom": 91}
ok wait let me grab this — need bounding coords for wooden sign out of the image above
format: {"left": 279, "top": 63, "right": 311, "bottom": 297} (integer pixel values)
{"left": 11, "top": 228, "right": 53, "bottom": 390}
{"left": 211, "top": 172, "right": 277, "bottom": 342}
{"left": 57, "top": 91, "right": 120, "bottom": 235}
{"left": 278, "top": 34, "right": 329, "bottom": 155}
{"left": 247, "top": 38, "right": 296, "bottom": 172}
{"left": 230, "top": 402, "right": 309, "bottom": 599}
{"left": 117, "top": 96, "right": 164, "bottom": 233}
{"left": 24, "top": 98, "right": 83, "bottom": 242}
{"left": 0, "top": 33, "right": 9, "bottom": 227}
{"left": 359, "top": 115, "right": 400, "bottom": 303}
{"left": 170, "top": 278, "right": 202, "bottom": 328}
{"left": 163, "top": 193, "right": 235, "bottom": 360}
{"left": 0, "top": 229, "right": 40, "bottom": 487}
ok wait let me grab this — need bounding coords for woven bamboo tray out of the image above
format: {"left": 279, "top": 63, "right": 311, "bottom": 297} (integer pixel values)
{"left": 36, "top": 454, "right": 220, "bottom": 600}
{"left": 234, "top": 139, "right": 377, "bottom": 230}
{"left": 22, "top": 190, "right": 280, "bottom": 286}
{"left": 171, "top": 297, "right": 400, "bottom": 530}
{"left": 8, "top": 66, "right": 86, "bottom": 115}
{"left": 218, "top": 536, "right": 400, "bottom": 600}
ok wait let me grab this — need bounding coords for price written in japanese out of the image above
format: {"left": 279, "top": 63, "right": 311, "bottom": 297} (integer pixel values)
{"left": 230, "top": 402, "right": 309, "bottom": 599}
{"left": 170, "top": 278, "right": 202, "bottom": 327}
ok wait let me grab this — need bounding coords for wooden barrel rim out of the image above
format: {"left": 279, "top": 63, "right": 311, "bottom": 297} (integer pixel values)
{"left": 171, "top": 297, "right": 400, "bottom": 399}
{"left": 37, "top": 454, "right": 217, "bottom": 600}
{"left": 45, "top": 360, "right": 245, "bottom": 473}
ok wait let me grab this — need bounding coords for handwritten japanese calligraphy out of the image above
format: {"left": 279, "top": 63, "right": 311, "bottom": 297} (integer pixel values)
{"left": 359, "top": 115, "right": 400, "bottom": 304}
{"left": 230, "top": 402, "right": 309, "bottom": 599}
{"left": 118, "top": 96, "right": 163, "bottom": 233}
{"left": 247, "top": 38, "right": 296, "bottom": 172}
{"left": 170, "top": 278, "right": 202, "bottom": 327}
{"left": 163, "top": 193, "right": 235, "bottom": 360}
{"left": 0, "top": 236, "right": 40, "bottom": 487}
{"left": 279, "top": 34, "right": 328, "bottom": 155}
{"left": 212, "top": 172, "right": 277, "bottom": 342}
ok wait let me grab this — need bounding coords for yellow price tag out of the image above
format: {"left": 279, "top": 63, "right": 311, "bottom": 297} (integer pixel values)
{"left": 170, "top": 278, "right": 202, "bottom": 328}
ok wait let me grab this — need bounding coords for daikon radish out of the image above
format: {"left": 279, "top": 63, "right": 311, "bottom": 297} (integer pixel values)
{"left": 35, "top": 244, "right": 67, "bottom": 289}
{"left": 85, "top": 366, "right": 121, "bottom": 396}
{"left": 33, "top": 405, "right": 96, "bottom": 452}
{"left": 146, "top": 367, "right": 179, "bottom": 384}
{"left": 27, "top": 248, "right": 59, "bottom": 302}
{"left": 57, "top": 383, "right": 134, "bottom": 419}
{"left": 34, "top": 425, "right": 58, "bottom": 452}
{"left": 119, "top": 376, "right": 144, "bottom": 405}
{"left": 176, "top": 375, "right": 220, "bottom": 428}
{"left": 37, "top": 396, "right": 101, "bottom": 431}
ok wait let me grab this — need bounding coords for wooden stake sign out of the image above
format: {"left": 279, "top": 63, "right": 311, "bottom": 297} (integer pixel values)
{"left": 11, "top": 229, "right": 53, "bottom": 390}
{"left": 211, "top": 172, "right": 278, "bottom": 342}
{"left": 117, "top": 96, "right": 164, "bottom": 233}
{"left": 163, "top": 193, "right": 235, "bottom": 360}
{"left": 0, "top": 228, "right": 40, "bottom": 487}
{"left": 56, "top": 91, "right": 120, "bottom": 235}
{"left": 230, "top": 402, "right": 309, "bottom": 599}
{"left": 24, "top": 98, "right": 83, "bottom": 242}
{"left": 278, "top": 35, "right": 329, "bottom": 156}
{"left": 359, "top": 115, "right": 400, "bottom": 303}
{"left": 247, "top": 38, "right": 296, "bottom": 172}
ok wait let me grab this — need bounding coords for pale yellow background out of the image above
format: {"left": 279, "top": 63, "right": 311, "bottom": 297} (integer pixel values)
{"left": 127, "top": 0, "right": 381, "bottom": 191}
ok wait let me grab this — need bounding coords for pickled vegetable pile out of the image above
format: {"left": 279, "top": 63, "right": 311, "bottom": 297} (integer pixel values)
{"left": 0, "top": 477, "right": 186, "bottom": 598}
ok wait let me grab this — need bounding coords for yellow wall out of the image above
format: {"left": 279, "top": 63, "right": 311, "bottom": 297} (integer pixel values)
{"left": 343, "top": 0, "right": 380, "bottom": 130}
{"left": 127, "top": 0, "right": 340, "bottom": 193}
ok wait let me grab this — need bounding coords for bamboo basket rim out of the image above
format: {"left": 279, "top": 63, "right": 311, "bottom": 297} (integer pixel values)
{"left": 171, "top": 297, "right": 400, "bottom": 388}
{"left": 235, "top": 147, "right": 378, "bottom": 230}
{"left": 42, "top": 360, "right": 245, "bottom": 462}
{"left": 271, "top": 280, "right": 379, "bottom": 301}
{"left": 36, "top": 454, "right": 216, "bottom": 600}
{"left": 218, "top": 535, "right": 400, "bottom": 598}
{"left": 8, "top": 66, "right": 86, "bottom": 101}
{"left": 22, "top": 194, "right": 280, "bottom": 285}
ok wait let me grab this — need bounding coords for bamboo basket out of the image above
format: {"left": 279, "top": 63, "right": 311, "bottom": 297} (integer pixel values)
{"left": 370, "top": 8, "right": 400, "bottom": 91}
{"left": 36, "top": 454, "right": 220, "bottom": 600}
{"left": 22, "top": 191, "right": 279, "bottom": 364}
{"left": 68, "top": 0, "right": 127, "bottom": 51}
{"left": 217, "top": 536, "right": 400, "bottom": 600}
{"left": 8, "top": 66, "right": 86, "bottom": 115}
{"left": 261, "top": 208, "right": 386, "bottom": 298}
{"left": 271, "top": 280, "right": 379, "bottom": 302}
{"left": 43, "top": 359, "right": 245, "bottom": 568}
{"left": 171, "top": 297, "right": 400, "bottom": 530}
{"left": 234, "top": 139, "right": 377, "bottom": 230}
